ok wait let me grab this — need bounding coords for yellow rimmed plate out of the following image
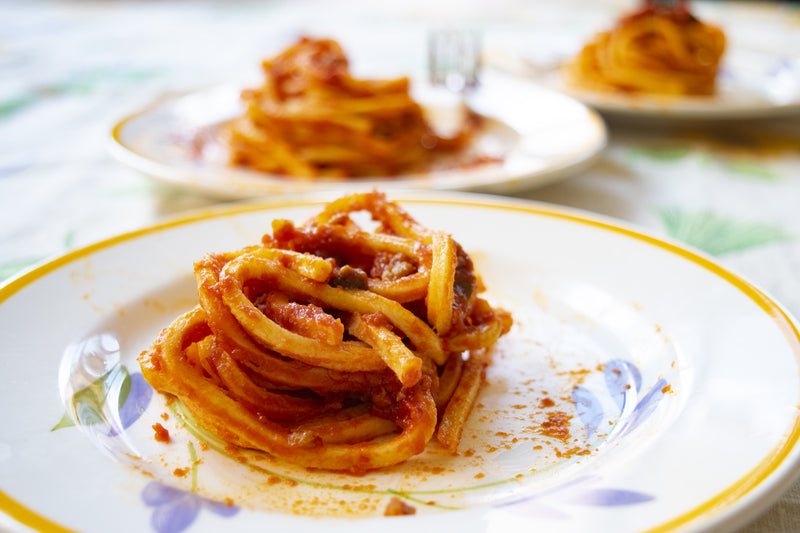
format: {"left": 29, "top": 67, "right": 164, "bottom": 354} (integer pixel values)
{"left": 1, "top": 191, "right": 799, "bottom": 533}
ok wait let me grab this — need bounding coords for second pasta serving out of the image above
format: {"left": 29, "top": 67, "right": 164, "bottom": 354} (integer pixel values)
{"left": 564, "top": 0, "right": 726, "bottom": 96}
{"left": 225, "top": 37, "right": 482, "bottom": 179}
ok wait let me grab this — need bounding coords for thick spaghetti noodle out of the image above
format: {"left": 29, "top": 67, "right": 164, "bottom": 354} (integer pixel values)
{"left": 139, "top": 192, "right": 512, "bottom": 473}
{"left": 225, "top": 37, "right": 478, "bottom": 178}
{"left": 565, "top": 0, "right": 726, "bottom": 96}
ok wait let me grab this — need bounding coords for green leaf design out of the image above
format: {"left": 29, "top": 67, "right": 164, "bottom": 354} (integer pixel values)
{"left": 0, "top": 94, "right": 37, "bottom": 119}
{"left": 722, "top": 160, "right": 780, "bottom": 180}
{"left": 52, "top": 365, "right": 131, "bottom": 431}
{"left": 658, "top": 207, "right": 794, "bottom": 256}
{"left": 51, "top": 412, "right": 75, "bottom": 431}
{"left": 188, "top": 441, "right": 199, "bottom": 492}
{"left": 60, "top": 67, "right": 159, "bottom": 94}
{"left": 1, "top": 67, "right": 161, "bottom": 121}
{"left": 628, "top": 145, "right": 692, "bottom": 162}
{"left": 63, "top": 229, "right": 77, "bottom": 250}
{"left": 49, "top": 67, "right": 161, "bottom": 95}
{"left": 0, "top": 257, "right": 45, "bottom": 282}
{"left": 118, "top": 367, "right": 132, "bottom": 408}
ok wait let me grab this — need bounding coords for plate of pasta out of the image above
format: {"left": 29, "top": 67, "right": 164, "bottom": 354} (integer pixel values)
{"left": 490, "top": 0, "right": 800, "bottom": 119}
{"left": 2, "top": 190, "right": 800, "bottom": 533}
{"left": 107, "top": 38, "right": 606, "bottom": 199}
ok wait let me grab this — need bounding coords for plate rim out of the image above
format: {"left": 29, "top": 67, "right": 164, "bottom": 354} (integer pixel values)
{"left": 549, "top": 60, "right": 800, "bottom": 120}
{"left": 105, "top": 76, "right": 608, "bottom": 199}
{"left": 2, "top": 191, "right": 800, "bottom": 533}
{"left": 561, "top": 85, "right": 800, "bottom": 120}
{"left": 484, "top": 48, "right": 800, "bottom": 120}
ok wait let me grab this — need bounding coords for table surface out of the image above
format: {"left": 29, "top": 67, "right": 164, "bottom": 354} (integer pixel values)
{"left": 2, "top": 0, "right": 800, "bottom": 532}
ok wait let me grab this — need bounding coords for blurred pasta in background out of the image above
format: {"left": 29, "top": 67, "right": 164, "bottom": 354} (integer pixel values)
{"left": 226, "top": 38, "right": 480, "bottom": 178}
{"left": 565, "top": 0, "right": 726, "bottom": 96}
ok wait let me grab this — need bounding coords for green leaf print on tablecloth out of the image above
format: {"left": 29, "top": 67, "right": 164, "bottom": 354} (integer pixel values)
{"left": 0, "top": 95, "right": 38, "bottom": 119}
{"left": 658, "top": 207, "right": 794, "bottom": 256}
{"left": 0, "top": 67, "right": 160, "bottom": 120}
{"left": 0, "top": 257, "right": 45, "bottom": 282}
{"left": 722, "top": 160, "right": 781, "bottom": 180}
{"left": 626, "top": 134, "right": 788, "bottom": 182}
{"left": 628, "top": 145, "right": 693, "bottom": 161}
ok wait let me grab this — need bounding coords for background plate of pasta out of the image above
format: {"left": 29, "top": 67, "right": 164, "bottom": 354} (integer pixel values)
{"left": 107, "top": 38, "right": 606, "bottom": 199}
{"left": 486, "top": 0, "right": 800, "bottom": 119}
{"left": 2, "top": 191, "right": 800, "bottom": 533}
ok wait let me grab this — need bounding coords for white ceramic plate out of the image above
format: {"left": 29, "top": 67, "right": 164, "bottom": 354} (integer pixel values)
{"left": 2, "top": 192, "right": 800, "bottom": 533}
{"left": 106, "top": 71, "right": 606, "bottom": 199}
{"left": 487, "top": 47, "right": 800, "bottom": 120}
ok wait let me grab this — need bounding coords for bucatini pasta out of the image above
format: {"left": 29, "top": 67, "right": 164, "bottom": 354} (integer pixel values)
{"left": 564, "top": 0, "right": 726, "bottom": 96}
{"left": 139, "top": 191, "right": 512, "bottom": 473}
{"left": 225, "top": 37, "right": 479, "bottom": 178}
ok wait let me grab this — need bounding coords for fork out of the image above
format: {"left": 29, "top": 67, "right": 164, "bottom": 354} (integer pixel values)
{"left": 428, "top": 28, "right": 482, "bottom": 93}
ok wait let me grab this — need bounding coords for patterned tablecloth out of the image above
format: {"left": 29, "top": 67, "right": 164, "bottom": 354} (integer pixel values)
{"left": 1, "top": 0, "right": 800, "bottom": 531}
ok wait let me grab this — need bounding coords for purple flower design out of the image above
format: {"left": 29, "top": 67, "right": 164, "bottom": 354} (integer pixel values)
{"left": 565, "top": 487, "right": 654, "bottom": 506}
{"left": 109, "top": 371, "right": 153, "bottom": 436}
{"left": 571, "top": 385, "right": 603, "bottom": 439}
{"left": 498, "top": 475, "right": 654, "bottom": 519}
{"left": 142, "top": 481, "right": 239, "bottom": 533}
{"left": 573, "top": 359, "right": 666, "bottom": 440}
{"left": 120, "top": 372, "right": 153, "bottom": 428}
{"left": 618, "top": 377, "right": 668, "bottom": 438}
{"left": 604, "top": 359, "right": 642, "bottom": 412}
{"left": 500, "top": 360, "right": 664, "bottom": 520}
